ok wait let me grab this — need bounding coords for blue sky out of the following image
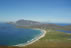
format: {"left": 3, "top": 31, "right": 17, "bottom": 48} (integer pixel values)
{"left": 0, "top": 0, "right": 71, "bottom": 23}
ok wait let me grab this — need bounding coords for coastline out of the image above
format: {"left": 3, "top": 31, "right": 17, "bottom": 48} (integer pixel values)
{"left": 12, "top": 28, "right": 46, "bottom": 47}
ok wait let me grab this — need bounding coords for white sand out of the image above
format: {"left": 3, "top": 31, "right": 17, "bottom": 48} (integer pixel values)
{"left": 13, "top": 28, "right": 46, "bottom": 47}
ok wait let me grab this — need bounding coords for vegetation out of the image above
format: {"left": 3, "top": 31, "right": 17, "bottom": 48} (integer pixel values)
{"left": 23, "top": 29, "right": 71, "bottom": 48}
{"left": 1, "top": 23, "right": 71, "bottom": 48}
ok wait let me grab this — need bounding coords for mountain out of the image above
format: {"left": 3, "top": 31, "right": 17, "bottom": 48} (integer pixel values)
{"left": 14, "top": 19, "right": 71, "bottom": 31}
{"left": 16, "top": 19, "right": 41, "bottom": 26}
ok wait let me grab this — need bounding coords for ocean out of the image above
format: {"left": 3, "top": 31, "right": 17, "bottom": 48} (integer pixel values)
{"left": 55, "top": 23, "right": 71, "bottom": 26}
{"left": 0, "top": 23, "right": 42, "bottom": 46}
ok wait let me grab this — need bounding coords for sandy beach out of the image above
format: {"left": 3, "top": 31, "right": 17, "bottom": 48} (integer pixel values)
{"left": 13, "top": 29, "right": 46, "bottom": 47}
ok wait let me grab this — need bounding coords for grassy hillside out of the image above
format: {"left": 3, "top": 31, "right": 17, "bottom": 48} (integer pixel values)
{"left": 23, "top": 29, "right": 71, "bottom": 48}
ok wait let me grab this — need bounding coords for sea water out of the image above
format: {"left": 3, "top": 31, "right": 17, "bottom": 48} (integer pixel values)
{"left": 0, "top": 23, "right": 41, "bottom": 46}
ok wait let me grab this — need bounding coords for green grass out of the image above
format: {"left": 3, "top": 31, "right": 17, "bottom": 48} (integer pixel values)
{"left": 23, "top": 29, "right": 71, "bottom": 48}
{"left": 41, "top": 29, "right": 71, "bottom": 42}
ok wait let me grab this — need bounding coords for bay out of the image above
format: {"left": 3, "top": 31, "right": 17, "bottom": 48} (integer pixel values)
{"left": 0, "top": 23, "right": 41, "bottom": 46}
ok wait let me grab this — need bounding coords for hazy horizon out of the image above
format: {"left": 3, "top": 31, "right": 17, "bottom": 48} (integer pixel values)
{"left": 0, "top": 0, "right": 71, "bottom": 23}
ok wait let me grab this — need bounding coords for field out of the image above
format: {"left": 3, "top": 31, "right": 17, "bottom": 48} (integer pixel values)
{"left": 23, "top": 29, "right": 71, "bottom": 48}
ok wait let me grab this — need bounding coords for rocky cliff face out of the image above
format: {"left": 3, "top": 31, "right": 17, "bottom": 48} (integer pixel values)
{"left": 16, "top": 19, "right": 41, "bottom": 26}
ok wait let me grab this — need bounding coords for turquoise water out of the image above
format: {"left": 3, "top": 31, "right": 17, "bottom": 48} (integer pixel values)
{"left": 0, "top": 23, "right": 41, "bottom": 46}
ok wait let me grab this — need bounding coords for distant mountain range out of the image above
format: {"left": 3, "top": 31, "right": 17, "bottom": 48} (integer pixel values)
{"left": 16, "top": 19, "right": 41, "bottom": 26}
{"left": 7, "top": 19, "right": 71, "bottom": 31}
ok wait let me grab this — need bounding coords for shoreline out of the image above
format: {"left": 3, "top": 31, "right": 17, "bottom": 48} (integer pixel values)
{"left": 12, "top": 28, "right": 46, "bottom": 47}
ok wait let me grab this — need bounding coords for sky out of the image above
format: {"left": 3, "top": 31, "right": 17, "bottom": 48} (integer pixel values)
{"left": 0, "top": 0, "right": 71, "bottom": 23}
